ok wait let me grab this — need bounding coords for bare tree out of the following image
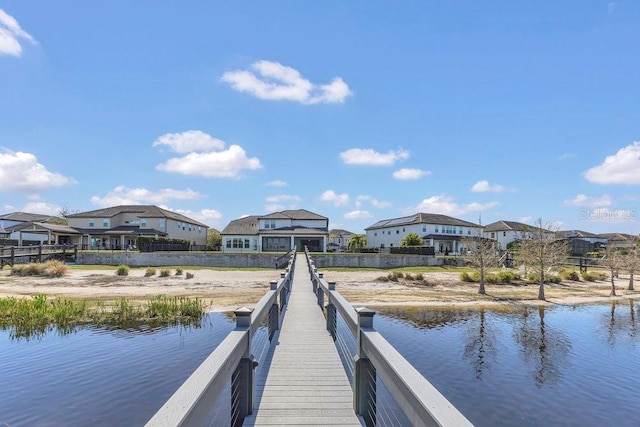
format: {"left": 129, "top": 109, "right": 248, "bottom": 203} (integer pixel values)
{"left": 462, "top": 228, "right": 499, "bottom": 295}
{"left": 514, "top": 218, "right": 568, "bottom": 300}
{"left": 622, "top": 238, "right": 640, "bottom": 291}
{"left": 600, "top": 246, "right": 625, "bottom": 296}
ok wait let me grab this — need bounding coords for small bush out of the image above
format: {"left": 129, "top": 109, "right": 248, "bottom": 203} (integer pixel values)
{"left": 404, "top": 272, "right": 414, "bottom": 280}
{"left": 185, "top": 272, "right": 194, "bottom": 280}
{"left": 393, "top": 271, "right": 404, "bottom": 279}
{"left": 376, "top": 275, "right": 390, "bottom": 282}
{"left": 527, "top": 273, "right": 560, "bottom": 283}
{"left": 415, "top": 272, "right": 424, "bottom": 281}
{"left": 144, "top": 267, "right": 156, "bottom": 277}
{"left": 497, "top": 271, "right": 516, "bottom": 284}
{"left": 460, "top": 271, "right": 476, "bottom": 282}
{"left": 42, "top": 260, "right": 68, "bottom": 277}
{"left": 175, "top": 267, "right": 183, "bottom": 276}
{"left": 582, "top": 271, "right": 607, "bottom": 282}
{"left": 159, "top": 268, "right": 171, "bottom": 277}
{"left": 560, "top": 270, "right": 580, "bottom": 281}
{"left": 548, "top": 275, "right": 562, "bottom": 283}
{"left": 116, "top": 265, "right": 130, "bottom": 276}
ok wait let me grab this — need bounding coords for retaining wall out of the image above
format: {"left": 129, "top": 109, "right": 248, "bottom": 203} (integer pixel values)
{"left": 76, "top": 252, "right": 442, "bottom": 269}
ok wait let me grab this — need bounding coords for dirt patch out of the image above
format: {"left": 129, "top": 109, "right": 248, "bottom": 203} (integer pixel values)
{"left": 1, "top": 267, "right": 638, "bottom": 311}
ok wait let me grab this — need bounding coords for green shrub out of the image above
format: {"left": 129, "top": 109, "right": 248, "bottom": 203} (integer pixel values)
{"left": 486, "top": 274, "right": 499, "bottom": 284}
{"left": 497, "top": 271, "right": 516, "bottom": 284}
{"left": 159, "top": 268, "right": 171, "bottom": 277}
{"left": 415, "top": 272, "right": 424, "bottom": 281}
{"left": 144, "top": 267, "right": 156, "bottom": 277}
{"left": 404, "top": 272, "right": 414, "bottom": 280}
{"left": 116, "top": 265, "right": 130, "bottom": 276}
{"left": 560, "top": 270, "right": 580, "bottom": 281}
{"left": 175, "top": 267, "right": 183, "bottom": 276}
{"left": 582, "top": 271, "right": 607, "bottom": 282}
{"left": 460, "top": 271, "right": 480, "bottom": 282}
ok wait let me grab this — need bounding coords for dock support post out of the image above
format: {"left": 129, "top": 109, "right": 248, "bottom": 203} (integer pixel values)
{"left": 354, "top": 307, "right": 376, "bottom": 427}
{"left": 232, "top": 307, "right": 255, "bottom": 427}
{"left": 269, "top": 281, "right": 279, "bottom": 339}
{"left": 326, "top": 281, "right": 337, "bottom": 340}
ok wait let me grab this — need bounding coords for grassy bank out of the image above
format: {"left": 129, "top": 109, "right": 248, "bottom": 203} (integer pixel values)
{"left": 0, "top": 294, "right": 206, "bottom": 340}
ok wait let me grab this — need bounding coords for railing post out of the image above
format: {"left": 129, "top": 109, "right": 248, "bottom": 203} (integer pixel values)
{"left": 326, "top": 281, "right": 337, "bottom": 341}
{"left": 269, "top": 281, "right": 279, "bottom": 340}
{"left": 317, "top": 284, "right": 324, "bottom": 309}
{"left": 232, "top": 307, "right": 255, "bottom": 427}
{"left": 354, "top": 307, "right": 376, "bottom": 427}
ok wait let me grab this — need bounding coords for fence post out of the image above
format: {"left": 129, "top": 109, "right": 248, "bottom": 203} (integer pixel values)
{"left": 269, "top": 281, "right": 279, "bottom": 340}
{"left": 354, "top": 307, "right": 376, "bottom": 427}
{"left": 232, "top": 307, "right": 255, "bottom": 427}
{"left": 326, "top": 281, "right": 337, "bottom": 340}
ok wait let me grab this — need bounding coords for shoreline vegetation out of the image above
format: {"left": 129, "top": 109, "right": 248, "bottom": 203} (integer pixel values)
{"left": 1, "top": 261, "right": 639, "bottom": 332}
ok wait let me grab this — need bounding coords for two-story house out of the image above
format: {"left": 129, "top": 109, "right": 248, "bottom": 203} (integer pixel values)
{"left": 365, "top": 213, "right": 481, "bottom": 254}
{"left": 66, "top": 205, "right": 208, "bottom": 250}
{"left": 483, "top": 220, "right": 558, "bottom": 251}
{"left": 328, "top": 229, "right": 354, "bottom": 252}
{"left": 221, "top": 209, "right": 329, "bottom": 253}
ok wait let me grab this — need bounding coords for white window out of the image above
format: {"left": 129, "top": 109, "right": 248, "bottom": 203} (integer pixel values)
{"left": 159, "top": 218, "right": 165, "bottom": 228}
{"left": 265, "top": 220, "right": 276, "bottom": 229}
{"left": 89, "top": 218, "right": 95, "bottom": 227}
{"left": 141, "top": 218, "right": 147, "bottom": 228}
{"left": 103, "top": 218, "right": 109, "bottom": 228}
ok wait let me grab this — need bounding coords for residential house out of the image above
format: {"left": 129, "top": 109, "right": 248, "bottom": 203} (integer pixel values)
{"left": 66, "top": 205, "right": 208, "bottom": 250}
{"left": 598, "top": 233, "right": 638, "bottom": 250}
{"left": 0, "top": 212, "right": 67, "bottom": 245}
{"left": 558, "top": 230, "right": 607, "bottom": 256}
{"left": 483, "top": 220, "right": 557, "bottom": 251}
{"left": 365, "top": 213, "right": 481, "bottom": 254}
{"left": 328, "top": 229, "right": 354, "bottom": 252}
{"left": 221, "top": 209, "right": 329, "bottom": 253}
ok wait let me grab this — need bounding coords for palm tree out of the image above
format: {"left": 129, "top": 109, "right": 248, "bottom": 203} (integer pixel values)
{"left": 347, "top": 234, "right": 366, "bottom": 251}
{"left": 400, "top": 233, "right": 422, "bottom": 247}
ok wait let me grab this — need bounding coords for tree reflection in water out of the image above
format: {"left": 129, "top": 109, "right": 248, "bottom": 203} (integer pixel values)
{"left": 602, "top": 299, "right": 639, "bottom": 348}
{"left": 463, "top": 308, "right": 499, "bottom": 380}
{"left": 513, "top": 306, "right": 572, "bottom": 387}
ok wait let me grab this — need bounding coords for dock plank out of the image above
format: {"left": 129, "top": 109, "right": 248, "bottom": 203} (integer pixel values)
{"left": 243, "top": 257, "right": 362, "bottom": 427}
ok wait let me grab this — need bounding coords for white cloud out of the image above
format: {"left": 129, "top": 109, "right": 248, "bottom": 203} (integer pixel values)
{"left": 519, "top": 216, "right": 534, "bottom": 224}
{"left": 90, "top": 186, "right": 205, "bottom": 207}
{"left": 344, "top": 210, "right": 372, "bottom": 220}
{"left": 156, "top": 144, "right": 262, "bottom": 178}
{"left": 356, "top": 195, "right": 392, "bottom": 209}
{"left": 564, "top": 194, "right": 612, "bottom": 208}
{"left": 404, "top": 195, "right": 498, "bottom": 217}
{"left": 584, "top": 142, "right": 640, "bottom": 184}
{"left": 0, "top": 149, "right": 76, "bottom": 192}
{"left": 320, "top": 190, "right": 350, "bottom": 207}
{"left": 221, "top": 60, "right": 352, "bottom": 105}
{"left": 265, "top": 194, "right": 301, "bottom": 210}
{"left": 340, "top": 148, "right": 410, "bottom": 166}
{"left": 152, "top": 130, "right": 225, "bottom": 154}
{"left": 22, "top": 201, "right": 61, "bottom": 216}
{"left": 0, "top": 9, "right": 36, "bottom": 57}
{"left": 173, "top": 208, "right": 223, "bottom": 228}
{"left": 393, "top": 168, "right": 430, "bottom": 180}
{"left": 471, "top": 180, "right": 506, "bottom": 193}
{"left": 267, "top": 180, "right": 288, "bottom": 187}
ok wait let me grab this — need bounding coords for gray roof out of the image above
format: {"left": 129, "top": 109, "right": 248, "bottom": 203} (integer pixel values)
{"left": 221, "top": 215, "right": 260, "bottom": 235}
{"left": 0, "top": 212, "right": 58, "bottom": 223}
{"left": 483, "top": 220, "right": 535, "bottom": 232}
{"left": 598, "top": 233, "right": 636, "bottom": 241}
{"left": 558, "top": 230, "right": 602, "bottom": 239}
{"left": 366, "top": 213, "right": 478, "bottom": 230}
{"left": 66, "top": 205, "right": 208, "bottom": 228}
{"left": 329, "top": 228, "right": 354, "bottom": 237}
{"left": 6, "top": 222, "right": 82, "bottom": 235}
{"left": 260, "top": 209, "right": 328, "bottom": 221}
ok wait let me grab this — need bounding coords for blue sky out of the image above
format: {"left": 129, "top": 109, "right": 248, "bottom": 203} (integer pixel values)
{"left": 1, "top": 1, "right": 639, "bottom": 234}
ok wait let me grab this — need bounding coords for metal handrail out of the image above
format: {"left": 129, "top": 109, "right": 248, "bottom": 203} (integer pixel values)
{"left": 146, "top": 250, "right": 296, "bottom": 427}
{"left": 305, "top": 248, "right": 473, "bottom": 427}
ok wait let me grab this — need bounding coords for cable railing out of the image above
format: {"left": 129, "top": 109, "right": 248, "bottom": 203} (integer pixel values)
{"left": 145, "top": 249, "right": 296, "bottom": 427}
{"left": 305, "top": 247, "right": 474, "bottom": 427}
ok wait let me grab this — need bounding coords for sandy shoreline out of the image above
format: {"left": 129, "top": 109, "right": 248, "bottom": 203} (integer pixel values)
{"left": 1, "top": 267, "right": 639, "bottom": 311}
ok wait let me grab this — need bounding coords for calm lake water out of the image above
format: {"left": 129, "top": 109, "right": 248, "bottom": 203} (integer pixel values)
{"left": 1, "top": 302, "right": 639, "bottom": 426}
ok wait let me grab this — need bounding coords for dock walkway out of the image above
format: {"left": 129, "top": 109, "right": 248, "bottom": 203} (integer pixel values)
{"left": 243, "top": 257, "right": 362, "bottom": 426}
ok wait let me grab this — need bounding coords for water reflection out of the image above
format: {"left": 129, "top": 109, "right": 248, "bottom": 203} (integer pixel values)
{"left": 463, "top": 309, "right": 498, "bottom": 379}
{"left": 601, "top": 300, "right": 639, "bottom": 348}
{"left": 0, "top": 317, "right": 206, "bottom": 342}
{"left": 513, "top": 306, "right": 572, "bottom": 387}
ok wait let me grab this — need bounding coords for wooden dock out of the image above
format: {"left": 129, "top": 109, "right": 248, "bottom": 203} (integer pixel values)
{"left": 0, "top": 245, "right": 77, "bottom": 268}
{"left": 243, "top": 257, "right": 362, "bottom": 426}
